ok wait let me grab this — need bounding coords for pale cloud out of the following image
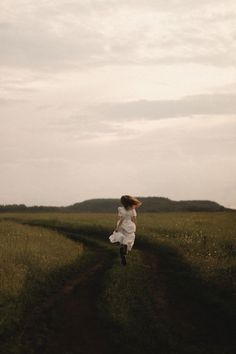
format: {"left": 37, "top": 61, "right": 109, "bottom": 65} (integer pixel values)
{"left": 94, "top": 94, "right": 236, "bottom": 120}
{"left": 0, "top": 0, "right": 236, "bottom": 71}
{"left": 1, "top": 1, "right": 236, "bottom": 207}
{"left": 1, "top": 114, "right": 236, "bottom": 207}
{"left": 2, "top": 63, "right": 236, "bottom": 108}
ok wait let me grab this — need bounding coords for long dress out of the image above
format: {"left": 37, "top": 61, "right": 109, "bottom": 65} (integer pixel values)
{"left": 109, "top": 206, "right": 137, "bottom": 252}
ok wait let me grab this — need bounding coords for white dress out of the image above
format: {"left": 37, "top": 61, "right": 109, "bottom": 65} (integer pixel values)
{"left": 109, "top": 206, "right": 137, "bottom": 251}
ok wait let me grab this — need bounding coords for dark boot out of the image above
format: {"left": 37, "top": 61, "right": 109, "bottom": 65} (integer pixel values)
{"left": 120, "top": 246, "right": 127, "bottom": 266}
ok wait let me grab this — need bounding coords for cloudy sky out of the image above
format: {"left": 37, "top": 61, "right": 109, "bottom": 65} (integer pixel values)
{"left": 1, "top": 0, "right": 236, "bottom": 208}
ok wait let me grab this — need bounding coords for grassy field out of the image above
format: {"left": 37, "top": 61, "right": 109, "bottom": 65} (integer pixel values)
{"left": 0, "top": 220, "right": 84, "bottom": 353}
{"left": 0, "top": 211, "right": 235, "bottom": 353}
{"left": 1, "top": 211, "right": 235, "bottom": 289}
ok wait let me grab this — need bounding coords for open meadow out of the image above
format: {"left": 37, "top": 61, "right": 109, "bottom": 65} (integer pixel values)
{"left": 0, "top": 211, "right": 235, "bottom": 354}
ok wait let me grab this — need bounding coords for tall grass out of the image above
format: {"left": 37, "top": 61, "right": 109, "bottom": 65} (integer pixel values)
{"left": 0, "top": 220, "right": 83, "bottom": 352}
{"left": 1, "top": 211, "right": 235, "bottom": 290}
{"left": 99, "top": 249, "right": 172, "bottom": 354}
{"left": 138, "top": 212, "right": 236, "bottom": 292}
{"left": 1, "top": 211, "right": 235, "bottom": 311}
{"left": 0, "top": 212, "right": 235, "bottom": 353}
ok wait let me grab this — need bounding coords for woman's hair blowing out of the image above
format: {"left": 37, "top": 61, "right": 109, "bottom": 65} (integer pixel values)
{"left": 120, "top": 195, "right": 142, "bottom": 210}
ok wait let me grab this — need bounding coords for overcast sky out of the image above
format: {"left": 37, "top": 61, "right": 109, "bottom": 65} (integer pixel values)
{"left": 1, "top": 0, "right": 236, "bottom": 208}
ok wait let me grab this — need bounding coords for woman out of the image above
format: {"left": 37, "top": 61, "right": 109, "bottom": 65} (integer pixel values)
{"left": 109, "top": 195, "right": 142, "bottom": 265}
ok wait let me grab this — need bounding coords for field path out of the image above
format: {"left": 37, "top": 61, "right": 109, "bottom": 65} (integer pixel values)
{"left": 20, "top": 226, "right": 235, "bottom": 354}
{"left": 21, "top": 230, "right": 115, "bottom": 354}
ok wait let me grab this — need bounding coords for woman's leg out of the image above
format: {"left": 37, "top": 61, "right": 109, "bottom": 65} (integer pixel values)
{"left": 119, "top": 245, "right": 127, "bottom": 265}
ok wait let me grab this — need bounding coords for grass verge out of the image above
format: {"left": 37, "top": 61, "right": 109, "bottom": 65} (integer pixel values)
{"left": 0, "top": 221, "right": 84, "bottom": 354}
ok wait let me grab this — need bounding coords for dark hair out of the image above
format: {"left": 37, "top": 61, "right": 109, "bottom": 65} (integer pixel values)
{"left": 120, "top": 195, "right": 142, "bottom": 210}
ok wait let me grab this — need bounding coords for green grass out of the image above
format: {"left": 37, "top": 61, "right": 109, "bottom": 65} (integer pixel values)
{"left": 0, "top": 220, "right": 84, "bottom": 353}
{"left": 1, "top": 211, "right": 235, "bottom": 298}
{"left": 0, "top": 211, "right": 235, "bottom": 353}
{"left": 99, "top": 249, "right": 171, "bottom": 354}
{"left": 138, "top": 212, "right": 236, "bottom": 294}
{"left": 1, "top": 211, "right": 235, "bottom": 292}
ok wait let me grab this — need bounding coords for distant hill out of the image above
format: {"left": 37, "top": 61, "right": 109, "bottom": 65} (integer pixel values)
{"left": 66, "top": 197, "right": 233, "bottom": 212}
{"left": 0, "top": 197, "right": 234, "bottom": 213}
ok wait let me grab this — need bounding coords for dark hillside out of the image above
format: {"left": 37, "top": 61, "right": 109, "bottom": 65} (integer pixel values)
{"left": 0, "top": 196, "right": 233, "bottom": 213}
{"left": 67, "top": 197, "right": 231, "bottom": 212}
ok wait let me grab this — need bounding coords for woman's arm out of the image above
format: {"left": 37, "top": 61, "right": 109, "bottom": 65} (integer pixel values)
{"left": 131, "top": 216, "right": 136, "bottom": 225}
